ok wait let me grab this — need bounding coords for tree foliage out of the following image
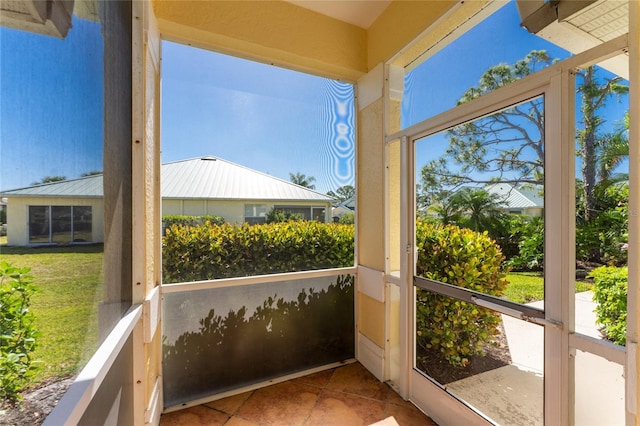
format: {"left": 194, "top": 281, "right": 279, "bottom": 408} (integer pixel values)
{"left": 576, "top": 66, "right": 628, "bottom": 222}
{"left": 419, "top": 51, "right": 552, "bottom": 204}
{"left": 289, "top": 172, "right": 316, "bottom": 189}
{"left": 419, "top": 50, "right": 628, "bottom": 222}
{"left": 31, "top": 176, "right": 66, "bottom": 185}
{"left": 326, "top": 185, "right": 354, "bottom": 204}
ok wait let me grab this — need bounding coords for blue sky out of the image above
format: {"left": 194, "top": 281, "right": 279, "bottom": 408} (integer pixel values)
{"left": 0, "top": 1, "right": 629, "bottom": 194}
{"left": 160, "top": 42, "right": 355, "bottom": 194}
{"left": 0, "top": 17, "right": 104, "bottom": 191}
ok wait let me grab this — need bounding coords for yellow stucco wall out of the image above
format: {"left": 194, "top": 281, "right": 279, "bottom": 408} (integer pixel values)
{"left": 357, "top": 98, "right": 385, "bottom": 271}
{"left": 153, "top": 0, "right": 367, "bottom": 82}
{"left": 358, "top": 292, "right": 385, "bottom": 348}
{"left": 367, "top": 1, "right": 457, "bottom": 69}
{"left": 6, "top": 197, "right": 104, "bottom": 246}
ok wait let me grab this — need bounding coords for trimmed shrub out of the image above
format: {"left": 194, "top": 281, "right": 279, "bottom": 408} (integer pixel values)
{"left": 415, "top": 221, "right": 509, "bottom": 367}
{"left": 265, "top": 208, "right": 303, "bottom": 223}
{"left": 0, "top": 261, "right": 39, "bottom": 401}
{"left": 338, "top": 213, "right": 355, "bottom": 224}
{"left": 590, "top": 266, "right": 627, "bottom": 345}
{"left": 163, "top": 221, "right": 354, "bottom": 282}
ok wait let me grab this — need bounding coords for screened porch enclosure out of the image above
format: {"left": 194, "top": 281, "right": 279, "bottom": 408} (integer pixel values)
{"left": 161, "top": 272, "right": 355, "bottom": 410}
{"left": 28, "top": 1, "right": 639, "bottom": 424}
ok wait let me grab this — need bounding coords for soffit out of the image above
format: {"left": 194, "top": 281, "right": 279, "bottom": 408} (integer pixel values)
{"left": 285, "top": 0, "right": 391, "bottom": 29}
{"left": 520, "top": 0, "right": 629, "bottom": 78}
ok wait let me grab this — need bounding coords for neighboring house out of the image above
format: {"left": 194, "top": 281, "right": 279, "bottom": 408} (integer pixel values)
{"left": 331, "top": 196, "right": 355, "bottom": 221}
{"left": 485, "top": 183, "right": 544, "bottom": 217}
{"left": 0, "top": 156, "right": 334, "bottom": 246}
{"left": 426, "top": 183, "right": 544, "bottom": 220}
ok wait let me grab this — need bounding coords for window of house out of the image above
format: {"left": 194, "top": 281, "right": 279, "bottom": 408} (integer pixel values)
{"left": 27, "top": 205, "right": 93, "bottom": 243}
{"left": 244, "top": 203, "right": 267, "bottom": 224}
{"left": 273, "top": 205, "right": 327, "bottom": 222}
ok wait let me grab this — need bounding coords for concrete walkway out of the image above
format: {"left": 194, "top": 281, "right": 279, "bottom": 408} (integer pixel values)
{"left": 446, "top": 292, "right": 625, "bottom": 426}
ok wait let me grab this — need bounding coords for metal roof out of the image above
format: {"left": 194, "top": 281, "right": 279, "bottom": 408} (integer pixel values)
{"left": 1, "top": 157, "right": 334, "bottom": 202}
{"left": 485, "top": 183, "right": 544, "bottom": 209}
{"left": 0, "top": 175, "right": 104, "bottom": 198}
{"left": 162, "top": 157, "right": 333, "bottom": 201}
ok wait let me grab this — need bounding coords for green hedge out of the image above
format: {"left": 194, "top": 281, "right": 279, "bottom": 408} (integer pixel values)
{"left": 590, "top": 266, "right": 627, "bottom": 346}
{"left": 162, "top": 215, "right": 225, "bottom": 233}
{"left": 415, "top": 221, "right": 509, "bottom": 367}
{"left": 163, "top": 219, "right": 508, "bottom": 368}
{"left": 163, "top": 221, "right": 354, "bottom": 282}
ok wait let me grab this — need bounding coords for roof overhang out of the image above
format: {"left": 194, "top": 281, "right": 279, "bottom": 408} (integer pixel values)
{"left": 0, "top": 0, "right": 74, "bottom": 38}
{"left": 516, "top": 0, "right": 629, "bottom": 78}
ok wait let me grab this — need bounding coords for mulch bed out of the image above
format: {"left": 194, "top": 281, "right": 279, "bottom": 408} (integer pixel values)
{"left": 416, "top": 323, "right": 512, "bottom": 384}
{"left": 0, "top": 377, "right": 73, "bottom": 426}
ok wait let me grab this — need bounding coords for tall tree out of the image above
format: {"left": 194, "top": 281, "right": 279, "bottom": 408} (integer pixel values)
{"left": 289, "top": 172, "right": 316, "bottom": 189}
{"left": 420, "top": 51, "right": 552, "bottom": 204}
{"left": 577, "top": 69, "right": 628, "bottom": 222}
{"left": 448, "top": 188, "right": 507, "bottom": 233}
{"left": 326, "top": 185, "right": 354, "bottom": 203}
{"left": 420, "top": 50, "right": 628, "bottom": 226}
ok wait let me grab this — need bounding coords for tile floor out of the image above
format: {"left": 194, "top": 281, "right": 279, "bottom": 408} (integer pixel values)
{"left": 160, "top": 362, "right": 438, "bottom": 426}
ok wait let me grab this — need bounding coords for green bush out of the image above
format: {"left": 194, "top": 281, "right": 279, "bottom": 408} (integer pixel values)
{"left": 265, "top": 208, "right": 303, "bottom": 223}
{"left": 415, "top": 221, "right": 509, "bottom": 367}
{"left": 576, "top": 182, "right": 628, "bottom": 265}
{"left": 162, "top": 215, "right": 225, "bottom": 234}
{"left": 0, "top": 261, "right": 39, "bottom": 401}
{"left": 590, "top": 266, "right": 627, "bottom": 345}
{"left": 163, "top": 221, "right": 354, "bottom": 282}
{"left": 508, "top": 216, "right": 544, "bottom": 271}
{"left": 338, "top": 212, "right": 355, "bottom": 224}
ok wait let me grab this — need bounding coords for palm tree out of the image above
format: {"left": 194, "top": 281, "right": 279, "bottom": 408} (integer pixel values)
{"left": 289, "top": 172, "right": 316, "bottom": 189}
{"left": 449, "top": 188, "right": 506, "bottom": 233}
{"left": 596, "top": 112, "right": 629, "bottom": 184}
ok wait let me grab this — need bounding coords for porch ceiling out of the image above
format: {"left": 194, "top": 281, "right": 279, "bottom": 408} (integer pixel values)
{"left": 285, "top": 0, "right": 391, "bottom": 29}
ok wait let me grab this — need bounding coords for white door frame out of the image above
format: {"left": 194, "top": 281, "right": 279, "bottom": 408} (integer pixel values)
{"left": 388, "top": 35, "right": 629, "bottom": 426}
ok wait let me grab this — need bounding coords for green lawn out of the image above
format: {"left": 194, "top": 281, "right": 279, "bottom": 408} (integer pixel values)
{"left": 505, "top": 272, "right": 593, "bottom": 304}
{"left": 0, "top": 245, "right": 103, "bottom": 387}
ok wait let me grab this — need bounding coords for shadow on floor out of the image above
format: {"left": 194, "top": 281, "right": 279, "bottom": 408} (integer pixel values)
{"left": 160, "top": 362, "right": 438, "bottom": 425}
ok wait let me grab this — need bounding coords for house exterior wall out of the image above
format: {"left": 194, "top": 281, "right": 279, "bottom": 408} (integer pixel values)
{"left": 525, "top": 207, "right": 543, "bottom": 218}
{"left": 6, "top": 196, "right": 104, "bottom": 246}
{"left": 5, "top": 197, "right": 332, "bottom": 246}
{"left": 162, "top": 199, "right": 332, "bottom": 224}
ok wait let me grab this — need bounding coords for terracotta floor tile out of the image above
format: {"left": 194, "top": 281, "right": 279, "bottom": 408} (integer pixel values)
{"left": 225, "top": 416, "right": 261, "bottom": 426}
{"left": 326, "top": 363, "right": 390, "bottom": 401}
{"left": 385, "top": 387, "right": 407, "bottom": 406}
{"left": 235, "top": 380, "right": 321, "bottom": 425}
{"left": 292, "top": 368, "right": 335, "bottom": 388}
{"left": 159, "top": 405, "right": 229, "bottom": 426}
{"left": 204, "top": 391, "right": 253, "bottom": 415}
{"left": 305, "top": 389, "right": 386, "bottom": 426}
{"left": 385, "top": 401, "right": 438, "bottom": 426}
{"left": 160, "top": 363, "right": 441, "bottom": 426}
